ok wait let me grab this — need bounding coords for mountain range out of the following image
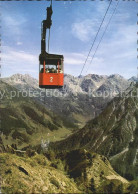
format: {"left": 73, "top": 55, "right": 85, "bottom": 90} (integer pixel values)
{"left": 2, "top": 73, "right": 132, "bottom": 128}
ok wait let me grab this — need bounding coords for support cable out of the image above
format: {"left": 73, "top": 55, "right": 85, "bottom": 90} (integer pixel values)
{"left": 80, "top": 0, "right": 112, "bottom": 76}
{"left": 86, "top": 0, "right": 120, "bottom": 73}
{"left": 43, "top": 0, "right": 52, "bottom": 120}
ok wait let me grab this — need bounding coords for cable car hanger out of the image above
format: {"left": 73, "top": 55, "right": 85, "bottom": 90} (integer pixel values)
{"left": 39, "top": 0, "right": 64, "bottom": 89}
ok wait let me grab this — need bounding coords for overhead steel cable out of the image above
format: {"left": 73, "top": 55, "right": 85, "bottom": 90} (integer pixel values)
{"left": 43, "top": 0, "right": 52, "bottom": 120}
{"left": 48, "top": 0, "right": 52, "bottom": 53}
{"left": 86, "top": 0, "right": 120, "bottom": 74}
{"left": 48, "top": 29, "right": 50, "bottom": 53}
{"left": 79, "top": 0, "right": 112, "bottom": 76}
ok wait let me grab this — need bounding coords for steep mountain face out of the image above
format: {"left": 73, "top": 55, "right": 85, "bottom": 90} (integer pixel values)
{"left": 53, "top": 84, "right": 138, "bottom": 180}
{"left": 0, "top": 149, "right": 131, "bottom": 193}
{"left": 0, "top": 80, "right": 72, "bottom": 148}
{"left": 56, "top": 149, "right": 129, "bottom": 193}
{"left": 2, "top": 73, "right": 131, "bottom": 128}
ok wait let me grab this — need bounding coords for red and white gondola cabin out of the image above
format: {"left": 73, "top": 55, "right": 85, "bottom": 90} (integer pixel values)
{"left": 39, "top": 53, "right": 64, "bottom": 89}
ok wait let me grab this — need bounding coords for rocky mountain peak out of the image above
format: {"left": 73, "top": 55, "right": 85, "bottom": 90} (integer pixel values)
{"left": 1, "top": 73, "right": 132, "bottom": 127}
{"left": 108, "top": 74, "right": 125, "bottom": 80}
{"left": 4, "top": 73, "right": 39, "bottom": 89}
{"left": 129, "top": 76, "right": 138, "bottom": 82}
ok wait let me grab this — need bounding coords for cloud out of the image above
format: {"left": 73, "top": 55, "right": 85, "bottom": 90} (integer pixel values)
{"left": 2, "top": 47, "right": 37, "bottom": 64}
{"left": 16, "top": 42, "right": 23, "bottom": 46}
{"left": 71, "top": 19, "right": 97, "bottom": 42}
{"left": 1, "top": 46, "right": 38, "bottom": 78}
{"left": 64, "top": 52, "right": 85, "bottom": 65}
{"left": 70, "top": 1, "right": 112, "bottom": 42}
{"left": 70, "top": 19, "right": 137, "bottom": 78}
{"left": 2, "top": 12, "right": 27, "bottom": 41}
{"left": 85, "top": 23, "right": 137, "bottom": 77}
{"left": 98, "top": 24, "right": 137, "bottom": 55}
{"left": 3, "top": 14, "right": 26, "bottom": 26}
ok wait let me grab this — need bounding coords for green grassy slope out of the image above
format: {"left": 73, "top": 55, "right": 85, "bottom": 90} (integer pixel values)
{"left": 0, "top": 80, "right": 72, "bottom": 148}
{"left": 0, "top": 153, "right": 80, "bottom": 193}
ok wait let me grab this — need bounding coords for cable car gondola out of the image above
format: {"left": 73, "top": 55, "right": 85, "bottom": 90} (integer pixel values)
{"left": 39, "top": 3, "right": 64, "bottom": 89}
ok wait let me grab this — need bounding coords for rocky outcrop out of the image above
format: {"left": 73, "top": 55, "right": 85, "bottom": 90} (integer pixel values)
{"left": 57, "top": 149, "right": 129, "bottom": 193}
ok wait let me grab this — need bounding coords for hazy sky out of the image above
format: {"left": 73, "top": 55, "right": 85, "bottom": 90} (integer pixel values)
{"left": 1, "top": 0, "right": 137, "bottom": 79}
